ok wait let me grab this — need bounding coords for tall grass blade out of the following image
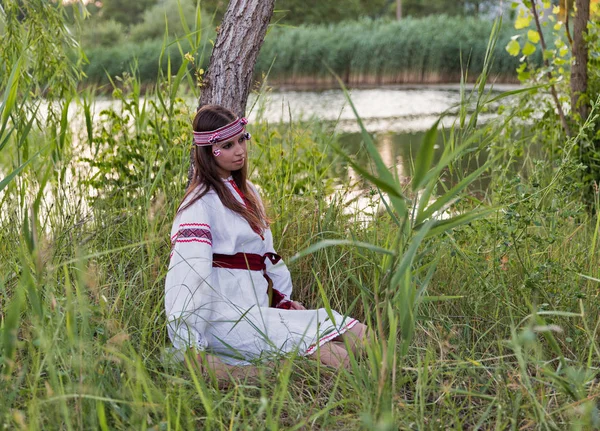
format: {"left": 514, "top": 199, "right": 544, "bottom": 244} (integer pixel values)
{"left": 1, "top": 278, "right": 25, "bottom": 376}
{"left": 288, "top": 239, "right": 395, "bottom": 264}
{"left": 412, "top": 120, "right": 439, "bottom": 192}
{"left": 333, "top": 144, "right": 406, "bottom": 200}
{"left": 328, "top": 66, "right": 408, "bottom": 219}
{"left": 416, "top": 154, "right": 500, "bottom": 225}
{"left": 424, "top": 207, "right": 496, "bottom": 238}
{"left": 0, "top": 147, "right": 44, "bottom": 193}
{"left": 0, "top": 54, "right": 25, "bottom": 135}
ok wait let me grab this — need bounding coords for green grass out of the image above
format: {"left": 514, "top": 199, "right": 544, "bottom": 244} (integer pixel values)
{"left": 1, "top": 81, "right": 599, "bottom": 429}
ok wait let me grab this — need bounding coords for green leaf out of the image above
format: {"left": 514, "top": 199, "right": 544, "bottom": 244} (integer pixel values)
{"left": 527, "top": 30, "right": 540, "bottom": 43}
{"left": 288, "top": 239, "right": 395, "bottom": 264}
{"left": 391, "top": 219, "right": 436, "bottom": 288}
{"left": 423, "top": 207, "right": 497, "bottom": 238}
{"left": 515, "top": 12, "right": 532, "bottom": 29}
{"left": 419, "top": 295, "right": 464, "bottom": 302}
{"left": 0, "top": 148, "right": 44, "bottom": 193}
{"left": 0, "top": 54, "right": 25, "bottom": 136}
{"left": 412, "top": 120, "right": 439, "bottom": 192}
{"left": 333, "top": 144, "right": 406, "bottom": 201}
{"left": 522, "top": 42, "right": 536, "bottom": 56}
{"left": 327, "top": 65, "right": 408, "bottom": 219}
{"left": 578, "top": 273, "right": 600, "bottom": 283}
{"left": 416, "top": 154, "right": 499, "bottom": 225}
{"left": 2, "top": 280, "right": 25, "bottom": 376}
{"left": 506, "top": 39, "right": 521, "bottom": 56}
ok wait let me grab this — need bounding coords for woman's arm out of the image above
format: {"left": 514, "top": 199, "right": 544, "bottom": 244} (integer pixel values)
{"left": 165, "top": 199, "right": 215, "bottom": 352}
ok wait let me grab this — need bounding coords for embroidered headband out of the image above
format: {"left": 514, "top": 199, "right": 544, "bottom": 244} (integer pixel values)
{"left": 193, "top": 117, "right": 249, "bottom": 146}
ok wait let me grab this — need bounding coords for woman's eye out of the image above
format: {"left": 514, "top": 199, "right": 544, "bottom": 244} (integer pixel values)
{"left": 222, "top": 143, "right": 232, "bottom": 149}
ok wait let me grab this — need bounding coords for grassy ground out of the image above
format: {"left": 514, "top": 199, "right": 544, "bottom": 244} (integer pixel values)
{"left": 0, "top": 81, "right": 599, "bottom": 429}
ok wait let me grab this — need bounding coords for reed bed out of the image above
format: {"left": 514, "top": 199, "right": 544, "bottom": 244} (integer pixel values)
{"left": 258, "top": 16, "right": 524, "bottom": 87}
{"left": 81, "top": 16, "right": 525, "bottom": 90}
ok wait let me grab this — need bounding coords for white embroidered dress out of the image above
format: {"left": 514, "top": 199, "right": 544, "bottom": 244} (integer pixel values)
{"left": 165, "top": 179, "right": 358, "bottom": 365}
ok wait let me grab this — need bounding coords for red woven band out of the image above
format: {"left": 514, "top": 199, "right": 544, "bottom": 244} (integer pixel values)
{"left": 212, "top": 252, "right": 287, "bottom": 307}
{"left": 193, "top": 117, "right": 248, "bottom": 146}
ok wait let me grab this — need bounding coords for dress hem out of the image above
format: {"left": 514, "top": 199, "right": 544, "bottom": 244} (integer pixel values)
{"left": 302, "top": 318, "right": 359, "bottom": 356}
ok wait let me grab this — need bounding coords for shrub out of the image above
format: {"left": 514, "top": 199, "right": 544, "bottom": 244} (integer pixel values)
{"left": 129, "top": 0, "right": 203, "bottom": 43}
{"left": 79, "top": 18, "right": 125, "bottom": 48}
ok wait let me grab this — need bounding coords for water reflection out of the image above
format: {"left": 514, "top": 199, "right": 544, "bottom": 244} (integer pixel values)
{"left": 334, "top": 129, "right": 491, "bottom": 213}
{"left": 251, "top": 84, "right": 516, "bottom": 133}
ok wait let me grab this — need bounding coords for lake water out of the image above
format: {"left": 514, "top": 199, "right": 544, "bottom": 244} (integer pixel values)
{"left": 246, "top": 84, "right": 516, "bottom": 213}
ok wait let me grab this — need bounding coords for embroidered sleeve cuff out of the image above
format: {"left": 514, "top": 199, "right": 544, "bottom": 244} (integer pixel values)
{"left": 275, "top": 300, "right": 293, "bottom": 309}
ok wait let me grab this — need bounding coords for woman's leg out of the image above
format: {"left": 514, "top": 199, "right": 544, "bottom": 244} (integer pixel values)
{"left": 310, "top": 341, "right": 350, "bottom": 369}
{"left": 201, "top": 353, "right": 263, "bottom": 380}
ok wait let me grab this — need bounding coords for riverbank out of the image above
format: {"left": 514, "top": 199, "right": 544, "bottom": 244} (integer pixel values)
{"left": 265, "top": 73, "right": 519, "bottom": 91}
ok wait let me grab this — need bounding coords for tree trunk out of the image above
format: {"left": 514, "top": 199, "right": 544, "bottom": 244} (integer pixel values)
{"left": 396, "top": 0, "right": 402, "bottom": 20}
{"left": 197, "top": 0, "right": 274, "bottom": 115}
{"left": 571, "top": 0, "right": 590, "bottom": 122}
{"left": 188, "top": 0, "right": 275, "bottom": 182}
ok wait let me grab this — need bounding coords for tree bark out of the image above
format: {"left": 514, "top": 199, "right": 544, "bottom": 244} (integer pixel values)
{"left": 571, "top": 0, "right": 590, "bottom": 122}
{"left": 197, "top": 0, "right": 274, "bottom": 115}
{"left": 188, "top": 0, "right": 275, "bottom": 182}
{"left": 396, "top": 0, "right": 402, "bottom": 20}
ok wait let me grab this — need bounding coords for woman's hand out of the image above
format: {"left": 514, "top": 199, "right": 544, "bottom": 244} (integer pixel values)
{"left": 288, "top": 301, "right": 306, "bottom": 310}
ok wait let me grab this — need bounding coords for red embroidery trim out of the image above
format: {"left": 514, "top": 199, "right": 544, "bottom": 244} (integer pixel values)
{"left": 171, "top": 226, "right": 213, "bottom": 247}
{"left": 175, "top": 238, "right": 212, "bottom": 245}
{"left": 304, "top": 319, "right": 359, "bottom": 356}
{"left": 171, "top": 223, "right": 211, "bottom": 241}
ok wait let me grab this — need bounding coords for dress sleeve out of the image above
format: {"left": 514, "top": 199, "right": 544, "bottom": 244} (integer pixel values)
{"left": 264, "top": 234, "right": 294, "bottom": 308}
{"left": 164, "top": 199, "right": 214, "bottom": 352}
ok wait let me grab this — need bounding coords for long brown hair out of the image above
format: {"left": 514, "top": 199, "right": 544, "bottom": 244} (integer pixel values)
{"left": 179, "top": 105, "right": 269, "bottom": 235}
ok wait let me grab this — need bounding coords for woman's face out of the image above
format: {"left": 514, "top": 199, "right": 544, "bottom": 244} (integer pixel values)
{"left": 212, "top": 132, "right": 248, "bottom": 178}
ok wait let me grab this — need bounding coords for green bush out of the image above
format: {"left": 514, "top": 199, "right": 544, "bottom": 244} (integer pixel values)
{"left": 129, "top": 0, "right": 203, "bottom": 43}
{"left": 79, "top": 19, "right": 125, "bottom": 48}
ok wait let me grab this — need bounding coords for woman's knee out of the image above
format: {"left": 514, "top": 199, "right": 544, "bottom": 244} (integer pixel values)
{"left": 310, "top": 341, "right": 350, "bottom": 369}
{"left": 340, "top": 322, "right": 369, "bottom": 354}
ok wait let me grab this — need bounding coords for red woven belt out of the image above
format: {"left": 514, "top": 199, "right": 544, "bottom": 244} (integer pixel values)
{"left": 212, "top": 252, "right": 290, "bottom": 308}
{"left": 212, "top": 252, "right": 280, "bottom": 271}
